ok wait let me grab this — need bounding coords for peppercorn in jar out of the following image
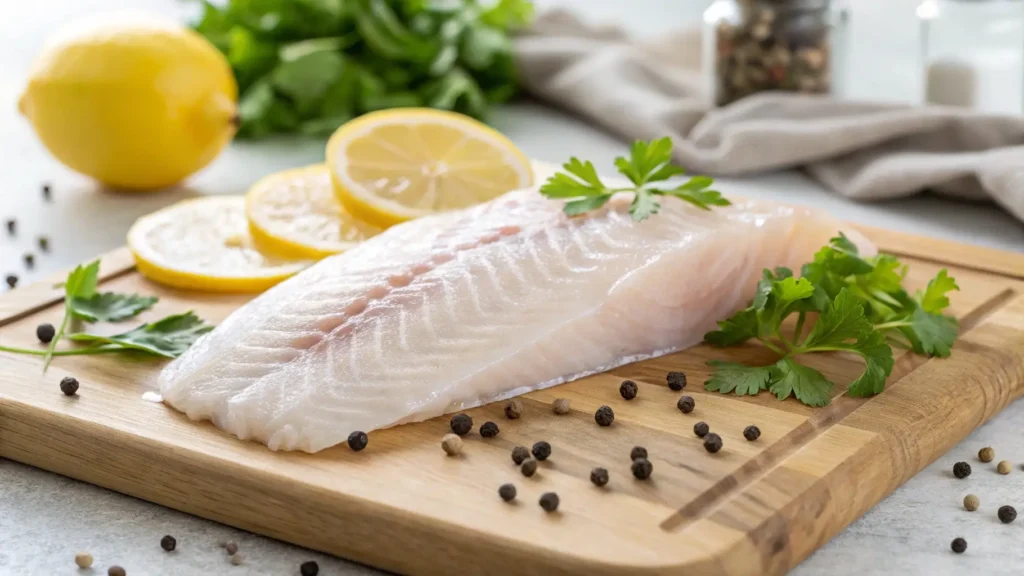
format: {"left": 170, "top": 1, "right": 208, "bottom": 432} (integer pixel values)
{"left": 703, "top": 0, "right": 840, "bottom": 106}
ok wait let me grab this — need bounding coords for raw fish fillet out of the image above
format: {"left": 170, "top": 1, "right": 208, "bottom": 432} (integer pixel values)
{"left": 159, "top": 189, "right": 872, "bottom": 452}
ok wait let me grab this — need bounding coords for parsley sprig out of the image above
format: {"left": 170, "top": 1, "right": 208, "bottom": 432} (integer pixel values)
{"left": 539, "top": 138, "right": 730, "bottom": 221}
{"left": 704, "top": 235, "right": 959, "bottom": 406}
{"left": 0, "top": 259, "right": 213, "bottom": 371}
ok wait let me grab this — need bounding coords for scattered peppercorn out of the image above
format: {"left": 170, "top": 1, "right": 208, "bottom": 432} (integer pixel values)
{"left": 480, "top": 421, "right": 499, "bottom": 438}
{"left": 619, "top": 380, "right": 638, "bottom": 400}
{"left": 4, "top": 218, "right": 15, "bottom": 236}
{"left": 441, "top": 433, "right": 463, "bottom": 456}
{"left": 667, "top": 371, "right": 687, "bottom": 391}
{"left": 347, "top": 430, "right": 368, "bottom": 451}
{"left": 743, "top": 425, "right": 761, "bottom": 441}
{"left": 300, "top": 560, "right": 320, "bottom": 576}
{"left": 511, "top": 445, "right": 530, "bottom": 465}
{"left": 60, "top": 376, "right": 79, "bottom": 396}
{"left": 532, "top": 441, "right": 551, "bottom": 461}
{"left": 964, "top": 494, "right": 980, "bottom": 512}
{"left": 36, "top": 323, "right": 55, "bottom": 344}
{"left": 521, "top": 459, "right": 538, "bottom": 478}
{"left": 953, "top": 462, "right": 971, "bottom": 479}
{"left": 42, "top": 183, "right": 52, "bottom": 201}
{"left": 630, "top": 446, "right": 648, "bottom": 461}
{"left": 694, "top": 421, "right": 709, "bottom": 438}
{"left": 23, "top": 253, "right": 34, "bottom": 269}
{"left": 590, "top": 467, "right": 609, "bottom": 487}
{"left": 450, "top": 413, "right": 473, "bottom": 436}
{"left": 38, "top": 236, "right": 50, "bottom": 252}
{"left": 677, "top": 396, "right": 695, "bottom": 414}
{"left": 979, "top": 447, "right": 995, "bottom": 462}
{"left": 231, "top": 553, "right": 243, "bottom": 565}
{"left": 552, "top": 398, "right": 571, "bottom": 415}
{"left": 499, "top": 483, "right": 517, "bottom": 502}
{"left": 951, "top": 537, "right": 967, "bottom": 554}
{"left": 160, "top": 535, "right": 176, "bottom": 552}
{"left": 704, "top": 433, "right": 723, "bottom": 453}
{"left": 75, "top": 553, "right": 93, "bottom": 569}
{"left": 595, "top": 405, "right": 614, "bottom": 426}
{"left": 5, "top": 274, "right": 17, "bottom": 289}
{"left": 108, "top": 567, "right": 126, "bottom": 576}
{"left": 998, "top": 460, "right": 1012, "bottom": 475}
{"left": 539, "top": 492, "right": 560, "bottom": 512}
{"left": 999, "top": 505, "right": 1017, "bottom": 523}
{"left": 631, "top": 458, "right": 653, "bottom": 480}
{"left": 504, "top": 399, "right": 523, "bottom": 419}
{"left": 225, "top": 541, "right": 238, "bottom": 555}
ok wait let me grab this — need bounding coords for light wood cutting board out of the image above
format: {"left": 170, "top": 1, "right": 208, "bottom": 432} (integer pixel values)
{"left": 1, "top": 226, "right": 1023, "bottom": 576}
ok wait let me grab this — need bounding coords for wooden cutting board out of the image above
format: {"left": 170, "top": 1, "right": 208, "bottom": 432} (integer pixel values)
{"left": 2, "top": 226, "right": 1023, "bottom": 576}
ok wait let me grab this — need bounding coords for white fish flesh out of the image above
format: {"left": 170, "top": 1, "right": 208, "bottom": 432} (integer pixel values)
{"left": 159, "top": 189, "right": 872, "bottom": 452}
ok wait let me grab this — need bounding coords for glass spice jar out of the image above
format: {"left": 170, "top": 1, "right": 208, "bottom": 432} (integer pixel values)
{"left": 703, "top": 0, "right": 836, "bottom": 106}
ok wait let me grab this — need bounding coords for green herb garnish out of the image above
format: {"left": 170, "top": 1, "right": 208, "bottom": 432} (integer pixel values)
{"left": 704, "top": 235, "right": 959, "bottom": 405}
{"left": 539, "top": 138, "right": 729, "bottom": 221}
{"left": 0, "top": 259, "right": 213, "bottom": 371}
{"left": 191, "top": 0, "right": 534, "bottom": 138}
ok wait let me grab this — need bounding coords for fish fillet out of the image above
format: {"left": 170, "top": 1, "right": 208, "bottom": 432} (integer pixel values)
{"left": 159, "top": 189, "right": 872, "bottom": 452}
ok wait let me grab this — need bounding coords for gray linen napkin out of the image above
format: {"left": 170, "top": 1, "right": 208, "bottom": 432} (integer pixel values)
{"left": 513, "top": 9, "right": 1024, "bottom": 222}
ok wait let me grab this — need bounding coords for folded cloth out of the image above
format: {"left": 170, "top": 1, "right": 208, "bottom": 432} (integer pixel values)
{"left": 514, "top": 9, "right": 1024, "bottom": 222}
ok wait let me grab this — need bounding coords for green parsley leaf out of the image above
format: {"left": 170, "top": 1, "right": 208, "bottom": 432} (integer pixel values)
{"left": 629, "top": 190, "right": 661, "bottom": 221}
{"left": 802, "top": 289, "right": 872, "bottom": 349}
{"left": 563, "top": 195, "right": 613, "bottom": 216}
{"left": 539, "top": 158, "right": 607, "bottom": 198}
{"left": 768, "top": 358, "right": 833, "bottom": 406}
{"left": 614, "top": 137, "right": 675, "bottom": 186}
{"left": 704, "top": 361, "right": 774, "bottom": 396}
{"left": 705, "top": 308, "right": 760, "bottom": 347}
{"left": 663, "top": 187, "right": 731, "bottom": 211}
{"left": 70, "top": 293, "right": 158, "bottom": 323}
{"left": 846, "top": 329, "right": 895, "bottom": 397}
{"left": 917, "top": 269, "right": 959, "bottom": 314}
{"left": 69, "top": 312, "right": 214, "bottom": 359}
{"left": 898, "top": 307, "right": 959, "bottom": 357}
{"left": 44, "top": 260, "right": 101, "bottom": 371}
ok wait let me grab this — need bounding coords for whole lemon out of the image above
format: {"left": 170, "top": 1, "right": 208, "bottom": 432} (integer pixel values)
{"left": 18, "top": 12, "right": 238, "bottom": 190}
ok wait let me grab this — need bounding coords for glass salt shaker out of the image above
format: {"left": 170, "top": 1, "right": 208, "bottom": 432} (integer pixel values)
{"left": 703, "top": 0, "right": 841, "bottom": 106}
{"left": 918, "top": 0, "right": 1024, "bottom": 113}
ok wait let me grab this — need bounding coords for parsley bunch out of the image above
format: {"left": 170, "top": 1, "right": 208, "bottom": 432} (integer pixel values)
{"left": 704, "top": 234, "right": 959, "bottom": 406}
{"left": 0, "top": 260, "right": 213, "bottom": 372}
{"left": 539, "top": 138, "right": 730, "bottom": 221}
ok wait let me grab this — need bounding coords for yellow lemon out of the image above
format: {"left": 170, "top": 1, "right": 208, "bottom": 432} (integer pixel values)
{"left": 128, "top": 196, "right": 309, "bottom": 293}
{"left": 326, "top": 108, "right": 533, "bottom": 228}
{"left": 246, "top": 165, "right": 382, "bottom": 260}
{"left": 18, "top": 11, "right": 238, "bottom": 190}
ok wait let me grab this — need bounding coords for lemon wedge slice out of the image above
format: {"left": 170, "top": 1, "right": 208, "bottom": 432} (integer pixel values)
{"left": 326, "top": 108, "right": 534, "bottom": 228}
{"left": 128, "top": 196, "right": 309, "bottom": 293}
{"left": 246, "top": 164, "right": 381, "bottom": 260}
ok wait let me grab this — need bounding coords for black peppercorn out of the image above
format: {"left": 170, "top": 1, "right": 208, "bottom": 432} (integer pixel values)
{"left": 667, "top": 371, "right": 687, "bottom": 391}
{"left": 42, "top": 183, "right": 52, "bottom": 201}
{"left": 619, "top": 380, "right": 638, "bottom": 400}
{"left": 108, "top": 567, "right": 126, "bottom": 576}
{"left": 999, "top": 505, "right": 1017, "bottom": 524}
{"left": 539, "top": 492, "right": 559, "bottom": 512}
{"left": 480, "top": 421, "right": 499, "bottom": 438}
{"left": 743, "top": 425, "right": 761, "bottom": 441}
{"left": 36, "top": 323, "right": 55, "bottom": 344}
{"left": 590, "top": 467, "right": 609, "bottom": 487}
{"left": 23, "top": 253, "right": 34, "bottom": 269}
{"left": 595, "top": 405, "right": 614, "bottom": 426}
{"left": 504, "top": 399, "right": 523, "bottom": 419}
{"left": 953, "top": 461, "right": 971, "bottom": 479}
{"left": 951, "top": 537, "right": 967, "bottom": 554}
{"left": 694, "top": 421, "right": 709, "bottom": 437}
{"left": 347, "top": 431, "right": 368, "bottom": 451}
{"left": 160, "top": 535, "right": 176, "bottom": 552}
{"left": 38, "top": 236, "right": 50, "bottom": 252}
{"left": 5, "top": 274, "right": 17, "bottom": 289}
{"left": 498, "top": 483, "right": 517, "bottom": 502}
{"left": 631, "top": 458, "right": 653, "bottom": 480}
{"left": 511, "top": 445, "right": 530, "bottom": 465}
{"left": 677, "top": 396, "right": 695, "bottom": 414}
{"left": 450, "top": 413, "right": 473, "bottom": 436}
{"left": 60, "top": 376, "right": 79, "bottom": 396}
{"left": 704, "top": 433, "right": 723, "bottom": 453}
{"left": 4, "top": 218, "right": 15, "bottom": 236}
{"left": 521, "top": 459, "right": 538, "bottom": 477}
{"left": 300, "top": 561, "right": 320, "bottom": 576}
{"left": 532, "top": 441, "right": 551, "bottom": 461}
{"left": 630, "top": 446, "right": 647, "bottom": 461}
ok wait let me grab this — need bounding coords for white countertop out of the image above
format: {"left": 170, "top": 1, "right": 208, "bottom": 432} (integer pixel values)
{"left": 3, "top": 1, "right": 1024, "bottom": 575}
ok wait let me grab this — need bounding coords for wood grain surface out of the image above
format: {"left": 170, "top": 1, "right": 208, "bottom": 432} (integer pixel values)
{"left": 1, "top": 227, "right": 1023, "bottom": 576}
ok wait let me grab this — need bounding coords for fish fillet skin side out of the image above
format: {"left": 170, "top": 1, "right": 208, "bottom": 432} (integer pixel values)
{"left": 159, "top": 189, "right": 873, "bottom": 452}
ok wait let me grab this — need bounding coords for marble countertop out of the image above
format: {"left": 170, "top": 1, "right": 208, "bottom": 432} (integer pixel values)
{"left": 3, "top": 1, "right": 1024, "bottom": 575}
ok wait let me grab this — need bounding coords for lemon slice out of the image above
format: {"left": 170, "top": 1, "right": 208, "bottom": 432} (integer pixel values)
{"left": 128, "top": 196, "right": 309, "bottom": 293}
{"left": 327, "top": 108, "right": 534, "bottom": 228}
{"left": 246, "top": 164, "right": 381, "bottom": 260}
